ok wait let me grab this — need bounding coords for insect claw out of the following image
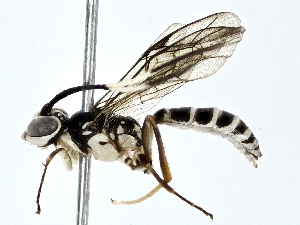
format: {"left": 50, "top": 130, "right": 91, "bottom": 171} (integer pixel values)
{"left": 110, "top": 198, "right": 122, "bottom": 205}
{"left": 35, "top": 209, "right": 41, "bottom": 215}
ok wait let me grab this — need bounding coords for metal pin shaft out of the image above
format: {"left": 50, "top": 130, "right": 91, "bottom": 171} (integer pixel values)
{"left": 77, "top": 0, "right": 99, "bottom": 224}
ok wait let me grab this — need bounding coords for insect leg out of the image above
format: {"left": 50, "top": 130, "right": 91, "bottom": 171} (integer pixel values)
{"left": 145, "top": 115, "right": 213, "bottom": 220}
{"left": 111, "top": 115, "right": 172, "bottom": 205}
{"left": 148, "top": 166, "right": 213, "bottom": 220}
{"left": 110, "top": 184, "right": 162, "bottom": 205}
{"left": 35, "top": 148, "right": 64, "bottom": 214}
{"left": 143, "top": 115, "right": 172, "bottom": 182}
{"left": 112, "top": 115, "right": 213, "bottom": 219}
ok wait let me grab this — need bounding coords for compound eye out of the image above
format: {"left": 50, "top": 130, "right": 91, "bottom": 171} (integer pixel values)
{"left": 26, "top": 117, "right": 59, "bottom": 137}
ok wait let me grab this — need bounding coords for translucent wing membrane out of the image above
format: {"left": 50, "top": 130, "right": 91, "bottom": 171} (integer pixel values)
{"left": 95, "top": 12, "right": 245, "bottom": 116}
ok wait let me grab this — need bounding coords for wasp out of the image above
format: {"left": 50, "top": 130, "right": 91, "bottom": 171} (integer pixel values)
{"left": 22, "top": 13, "right": 261, "bottom": 219}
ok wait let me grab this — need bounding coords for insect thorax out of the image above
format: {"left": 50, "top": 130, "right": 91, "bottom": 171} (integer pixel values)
{"left": 56, "top": 111, "right": 149, "bottom": 171}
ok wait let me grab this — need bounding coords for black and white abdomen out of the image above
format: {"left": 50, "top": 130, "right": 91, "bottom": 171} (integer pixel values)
{"left": 153, "top": 107, "right": 262, "bottom": 167}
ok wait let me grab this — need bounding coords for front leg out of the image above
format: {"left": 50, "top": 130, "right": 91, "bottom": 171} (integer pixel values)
{"left": 36, "top": 147, "right": 65, "bottom": 214}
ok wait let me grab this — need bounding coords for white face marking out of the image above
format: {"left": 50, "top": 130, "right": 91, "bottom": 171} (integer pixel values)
{"left": 23, "top": 116, "right": 61, "bottom": 147}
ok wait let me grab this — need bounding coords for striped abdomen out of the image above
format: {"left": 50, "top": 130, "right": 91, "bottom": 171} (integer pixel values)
{"left": 153, "top": 107, "right": 261, "bottom": 167}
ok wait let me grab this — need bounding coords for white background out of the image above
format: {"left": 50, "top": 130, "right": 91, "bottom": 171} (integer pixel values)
{"left": 1, "top": 0, "right": 299, "bottom": 224}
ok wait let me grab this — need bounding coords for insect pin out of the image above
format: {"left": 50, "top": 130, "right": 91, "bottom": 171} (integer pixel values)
{"left": 22, "top": 12, "right": 261, "bottom": 219}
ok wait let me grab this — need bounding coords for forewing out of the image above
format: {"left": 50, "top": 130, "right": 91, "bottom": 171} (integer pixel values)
{"left": 95, "top": 12, "right": 245, "bottom": 116}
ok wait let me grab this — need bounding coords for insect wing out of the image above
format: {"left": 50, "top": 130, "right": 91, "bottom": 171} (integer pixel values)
{"left": 94, "top": 23, "right": 186, "bottom": 115}
{"left": 95, "top": 12, "right": 245, "bottom": 117}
